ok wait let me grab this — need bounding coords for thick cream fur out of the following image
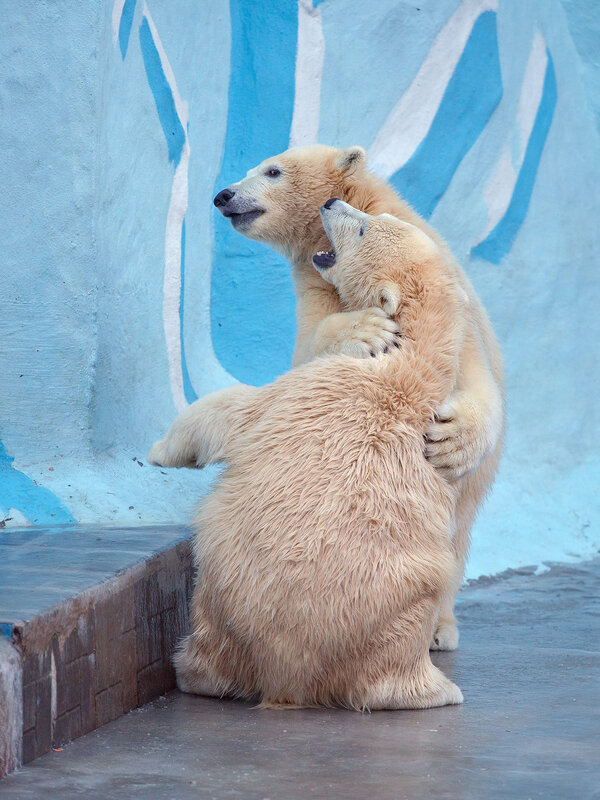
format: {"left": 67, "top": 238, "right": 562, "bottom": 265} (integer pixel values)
{"left": 222, "top": 145, "right": 505, "bottom": 650}
{"left": 149, "top": 210, "right": 465, "bottom": 709}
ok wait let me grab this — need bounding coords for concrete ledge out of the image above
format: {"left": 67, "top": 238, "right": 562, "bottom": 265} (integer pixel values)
{"left": 0, "top": 637, "right": 22, "bottom": 776}
{"left": 0, "top": 526, "right": 194, "bottom": 777}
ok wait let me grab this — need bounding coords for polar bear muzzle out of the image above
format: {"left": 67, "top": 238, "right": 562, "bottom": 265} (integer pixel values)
{"left": 313, "top": 198, "right": 345, "bottom": 269}
{"left": 213, "top": 187, "right": 265, "bottom": 230}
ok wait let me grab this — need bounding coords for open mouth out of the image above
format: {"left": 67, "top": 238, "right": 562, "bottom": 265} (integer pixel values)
{"left": 225, "top": 209, "right": 265, "bottom": 228}
{"left": 312, "top": 249, "right": 336, "bottom": 269}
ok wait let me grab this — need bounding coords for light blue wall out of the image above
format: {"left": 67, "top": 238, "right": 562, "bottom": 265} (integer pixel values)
{"left": 0, "top": 0, "right": 598, "bottom": 579}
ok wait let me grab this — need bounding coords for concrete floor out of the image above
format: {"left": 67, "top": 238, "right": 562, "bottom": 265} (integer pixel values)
{"left": 1, "top": 560, "right": 599, "bottom": 800}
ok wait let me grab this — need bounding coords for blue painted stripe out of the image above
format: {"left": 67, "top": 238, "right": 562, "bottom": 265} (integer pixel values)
{"left": 391, "top": 11, "right": 503, "bottom": 219}
{"left": 209, "top": 0, "right": 298, "bottom": 386}
{"left": 472, "top": 50, "right": 557, "bottom": 264}
{"left": 0, "top": 440, "right": 75, "bottom": 526}
{"left": 0, "top": 623, "right": 15, "bottom": 639}
{"left": 118, "top": 0, "right": 137, "bottom": 59}
{"left": 139, "top": 17, "right": 186, "bottom": 168}
{"left": 179, "top": 220, "right": 198, "bottom": 404}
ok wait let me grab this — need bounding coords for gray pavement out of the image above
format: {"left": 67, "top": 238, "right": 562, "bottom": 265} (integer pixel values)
{"left": 1, "top": 559, "right": 599, "bottom": 800}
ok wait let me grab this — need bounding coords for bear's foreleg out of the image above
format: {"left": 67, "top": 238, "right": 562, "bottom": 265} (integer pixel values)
{"left": 424, "top": 331, "right": 504, "bottom": 483}
{"left": 147, "top": 384, "right": 259, "bottom": 469}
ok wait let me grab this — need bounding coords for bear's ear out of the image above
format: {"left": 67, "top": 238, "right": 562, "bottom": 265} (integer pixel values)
{"left": 379, "top": 284, "right": 401, "bottom": 316}
{"left": 337, "top": 146, "right": 367, "bottom": 176}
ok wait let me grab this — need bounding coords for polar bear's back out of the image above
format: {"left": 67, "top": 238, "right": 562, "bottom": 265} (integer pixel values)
{"left": 192, "top": 356, "right": 455, "bottom": 702}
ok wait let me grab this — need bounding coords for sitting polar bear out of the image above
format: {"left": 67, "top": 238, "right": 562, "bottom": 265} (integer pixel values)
{"left": 149, "top": 200, "right": 465, "bottom": 710}
{"left": 213, "top": 145, "right": 505, "bottom": 650}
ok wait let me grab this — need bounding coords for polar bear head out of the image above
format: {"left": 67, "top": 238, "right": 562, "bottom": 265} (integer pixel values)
{"left": 213, "top": 145, "right": 367, "bottom": 253}
{"left": 312, "top": 198, "right": 441, "bottom": 316}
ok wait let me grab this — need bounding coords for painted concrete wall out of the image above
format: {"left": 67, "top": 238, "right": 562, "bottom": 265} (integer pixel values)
{"left": 1, "top": 0, "right": 598, "bottom": 579}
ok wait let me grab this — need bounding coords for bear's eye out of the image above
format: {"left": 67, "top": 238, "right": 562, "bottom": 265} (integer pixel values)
{"left": 359, "top": 226, "right": 365, "bottom": 237}
{"left": 265, "top": 167, "right": 281, "bottom": 178}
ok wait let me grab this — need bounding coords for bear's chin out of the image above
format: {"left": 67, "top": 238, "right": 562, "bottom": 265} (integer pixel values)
{"left": 229, "top": 209, "right": 265, "bottom": 231}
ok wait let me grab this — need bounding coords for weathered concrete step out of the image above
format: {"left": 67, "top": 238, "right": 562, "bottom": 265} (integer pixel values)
{"left": 0, "top": 525, "right": 194, "bottom": 777}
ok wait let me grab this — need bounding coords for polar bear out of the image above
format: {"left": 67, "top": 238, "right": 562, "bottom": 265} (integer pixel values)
{"left": 213, "top": 145, "right": 505, "bottom": 650}
{"left": 149, "top": 200, "right": 465, "bottom": 710}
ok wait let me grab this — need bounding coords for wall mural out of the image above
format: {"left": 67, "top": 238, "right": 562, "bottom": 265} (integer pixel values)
{"left": 115, "top": 0, "right": 555, "bottom": 403}
{"left": 0, "top": 0, "right": 566, "bottom": 546}
{"left": 0, "top": 443, "right": 74, "bottom": 527}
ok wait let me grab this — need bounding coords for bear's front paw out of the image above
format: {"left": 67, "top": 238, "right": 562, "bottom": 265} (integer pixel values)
{"left": 424, "top": 422, "right": 479, "bottom": 483}
{"left": 425, "top": 394, "right": 497, "bottom": 482}
{"left": 147, "top": 440, "right": 171, "bottom": 468}
{"left": 330, "top": 307, "right": 401, "bottom": 359}
{"left": 147, "top": 439, "right": 201, "bottom": 469}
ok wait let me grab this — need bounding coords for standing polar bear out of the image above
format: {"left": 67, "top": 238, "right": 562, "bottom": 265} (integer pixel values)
{"left": 149, "top": 200, "right": 465, "bottom": 709}
{"left": 213, "top": 145, "right": 505, "bottom": 650}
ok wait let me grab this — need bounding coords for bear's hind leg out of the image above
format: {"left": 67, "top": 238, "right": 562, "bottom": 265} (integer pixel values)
{"left": 431, "top": 562, "right": 461, "bottom": 651}
{"left": 430, "top": 610, "right": 459, "bottom": 651}
{"left": 174, "top": 593, "right": 248, "bottom": 699}
{"left": 348, "top": 596, "right": 462, "bottom": 711}
{"left": 174, "top": 632, "right": 238, "bottom": 699}
{"left": 356, "top": 658, "right": 463, "bottom": 711}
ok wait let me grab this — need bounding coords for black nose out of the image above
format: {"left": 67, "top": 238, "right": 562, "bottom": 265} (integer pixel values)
{"left": 324, "top": 197, "right": 339, "bottom": 209}
{"left": 214, "top": 188, "right": 235, "bottom": 207}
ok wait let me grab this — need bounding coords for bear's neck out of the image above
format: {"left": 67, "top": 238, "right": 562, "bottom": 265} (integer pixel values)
{"left": 288, "top": 170, "right": 454, "bottom": 298}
